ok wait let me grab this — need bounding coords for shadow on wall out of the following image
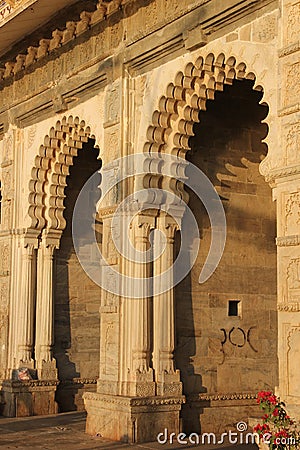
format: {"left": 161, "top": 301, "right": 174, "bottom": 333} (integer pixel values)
{"left": 53, "top": 138, "right": 101, "bottom": 412}
{"left": 174, "top": 79, "right": 277, "bottom": 434}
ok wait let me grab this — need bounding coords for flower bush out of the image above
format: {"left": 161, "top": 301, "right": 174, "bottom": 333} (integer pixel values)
{"left": 254, "top": 391, "right": 300, "bottom": 450}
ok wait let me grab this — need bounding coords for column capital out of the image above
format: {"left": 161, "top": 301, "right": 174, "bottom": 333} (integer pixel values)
{"left": 157, "top": 214, "right": 179, "bottom": 241}
{"left": 40, "top": 229, "right": 62, "bottom": 249}
{"left": 131, "top": 213, "right": 155, "bottom": 241}
{"left": 22, "top": 228, "right": 40, "bottom": 249}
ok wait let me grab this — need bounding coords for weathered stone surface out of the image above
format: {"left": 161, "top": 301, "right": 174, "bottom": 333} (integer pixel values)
{"left": 84, "top": 393, "right": 184, "bottom": 443}
{"left": 0, "top": 0, "right": 299, "bottom": 443}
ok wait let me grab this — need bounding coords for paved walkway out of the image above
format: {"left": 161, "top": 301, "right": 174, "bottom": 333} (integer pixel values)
{"left": 0, "top": 412, "right": 258, "bottom": 450}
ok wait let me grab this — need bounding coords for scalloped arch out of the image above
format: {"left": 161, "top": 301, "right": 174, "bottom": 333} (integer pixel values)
{"left": 143, "top": 52, "right": 268, "bottom": 199}
{"left": 28, "top": 115, "right": 99, "bottom": 231}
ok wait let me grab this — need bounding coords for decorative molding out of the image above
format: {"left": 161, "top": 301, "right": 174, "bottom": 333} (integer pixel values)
{"left": 4, "top": 0, "right": 28, "bottom": 7}
{"left": 276, "top": 236, "right": 300, "bottom": 247}
{"left": 2, "top": 379, "right": 59, "bottom": 388}
{"left": 0, "top": 0, "right": 124, "bottom": 83}
{"left": 84, "top": 392, "right": 186, "bottom": 407}
{"left": 126, "top": 34, "right": 185, "bottom": 76}
{"left": 187, "top": 392, "right": 257, "bottom": 402}
{"left": 59, "top": 378, "right": 98, "bottom": 386}
{"left": 278, "top": 303, "right": 300, "bottom": 312}
{"left": 0, "top": 1, "right": 12, "bottom": 21}
{"left": 9, "top": 71, "right": 108, "bottom": 129}
{"left": 265, "top": 164, "right": 300, "bottom": 183}
{"left": 14, "top": 100, "right": 53, "bottom": 129}
{"left": 200, "top": 0, "right": 276, "bottom": 36}
{"left": 98, "top": 205, "right": 117, "bottom": 218}
{"left": 279, "top": 42, "right": 300, "bottom": 58}
{"left": 278, "top": 104, "right": 300, "bottom": 117}
{"left": 63, "top": 72, "right": 108, "bottom": 104}
{"left": 184, "top": 24, "right": 207, "bottom": 51}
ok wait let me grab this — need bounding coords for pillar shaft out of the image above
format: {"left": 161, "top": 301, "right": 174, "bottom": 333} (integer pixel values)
{"left": 153, "top": 216, "right": 177, "bottom": 374}
{"left": 122, "top": 214, "right": 155, "bottom": 396}
{"left": 131, "top": 219, "right": 152, "bottom": 373}
{"left": 35, "top": 244, "right": 54, "bottom": 365}
{"left": 153, "top": 215, "right": 182, "bottom": 396}
{"left": 35, "top": 232, "right": 60, "bottom": 378}
{"left": 17, "top": 243, "right": 35, "bottom": 366}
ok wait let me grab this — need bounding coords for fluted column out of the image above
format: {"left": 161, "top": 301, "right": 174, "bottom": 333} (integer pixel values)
{"left": 153, "top": 215, "right": 182, "bottom": 396}
{"left": 35, "top": 232, "right": 60, "bottom": 379}
{"left": 16, "top": 242, "right": 36, "bottom": 367}
{"left": 126, "top": 214, "right": 156, "bottom": 396}
{"left": 131, "top": 216, "right": 152, "bottom": 373}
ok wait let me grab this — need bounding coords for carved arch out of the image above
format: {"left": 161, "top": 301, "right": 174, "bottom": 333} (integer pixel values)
{"left": 143, "top": 52, "right": 266, "bottom": 200}
{"left": 28, "top": 115, "right": 98, "bottom": 232}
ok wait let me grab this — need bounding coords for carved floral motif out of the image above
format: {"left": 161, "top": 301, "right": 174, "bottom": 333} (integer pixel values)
{"left": 285, "top": 63, "right": 300, "bottom": 107}
{"left": 26, "top": 125, "right": 37, "bottom": 149}
{"left": 104, "top": 84, "right": 121, "bottom": 125}
{"left": 0, "top": 243, "right": 9, "bottom": 273}
{"left": 285, "top": 192, "right": 300, "bottom": 235}
{"left": 252, "top": 13, "right": 277, "bottom": 43}
{"left": 287, "top": 258, "right": 300, "bottom": 302}
{"left": 285, "top": 123, "right": 300, "bottom": 164}
{"left": 286, "top": 2, "right": 300, "bottom": 45}
{"left": 287, "top": 327, "right": 300, "bottom": 397}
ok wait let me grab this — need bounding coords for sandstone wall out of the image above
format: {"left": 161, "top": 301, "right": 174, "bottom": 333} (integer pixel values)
{"left": 0, "top": 0, "right": 296, "bottom": 435}
{"left": 175, "top": 79, "right": 277, "bottom": 431}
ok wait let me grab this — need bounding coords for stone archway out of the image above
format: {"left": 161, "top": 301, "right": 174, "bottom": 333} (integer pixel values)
{"left": 84, "top": 53, "right": 276, "bottom": 442}
{"left": 27, "top": 115, "right": 100, "bottom": 377}
{"left": 139, "top": 53, "right": 275, "bottom": 393}
{"left": 143, "top": 52, "right": 276, "bottom": 434}
{"left": 28, "top": 115, "right": 97, "bottom": 231}
{"left": 143, "top": 53, "right": 265, "bottom": 193}
{"left": 7, "top": 115, "right": 101, "bottom": 415}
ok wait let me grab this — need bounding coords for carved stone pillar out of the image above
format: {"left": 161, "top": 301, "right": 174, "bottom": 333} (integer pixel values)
{"left": 84, "top": 213, "right": 184, "bottom": 442}
{"left": 35, "top": 231, "right": 60, "bottom": 379}
{"left": 2, "top": 231, "right": 58, "bottom": 418}
{"left": 126, "top": 214, "right": 155, "bottom": 396}
{"left": 97, "top": 209, "right": 121, "bottom": 396}
{"left": 153, "top": 215, "right": 182, "bottom": 396}
{"left": 16, "top": 242, "right": 36, "bottom": 367}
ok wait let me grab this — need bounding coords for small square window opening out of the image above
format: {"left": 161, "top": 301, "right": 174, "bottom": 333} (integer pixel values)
{"left": 228, "top": 300, "right": 240, "bottom": 317}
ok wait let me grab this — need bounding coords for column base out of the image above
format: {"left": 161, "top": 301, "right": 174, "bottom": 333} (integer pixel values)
{"left": 156, "top": 370, "right": 182, "bottom": 396}
{"left": 37, "top": 360, "right": 58, "bottom": 380}
{"left": 84, "top": 392, "right": 185, "bottom": 443}
{"left": 17, "top": 359, "right": 35, "bottom": 370}
{"left": 0, "top": 380, "right": 58, "bottom": 417}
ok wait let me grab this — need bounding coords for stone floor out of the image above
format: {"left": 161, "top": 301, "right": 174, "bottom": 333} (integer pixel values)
{"left": 0, "top": 412, "right": 258, "bottom": 450}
